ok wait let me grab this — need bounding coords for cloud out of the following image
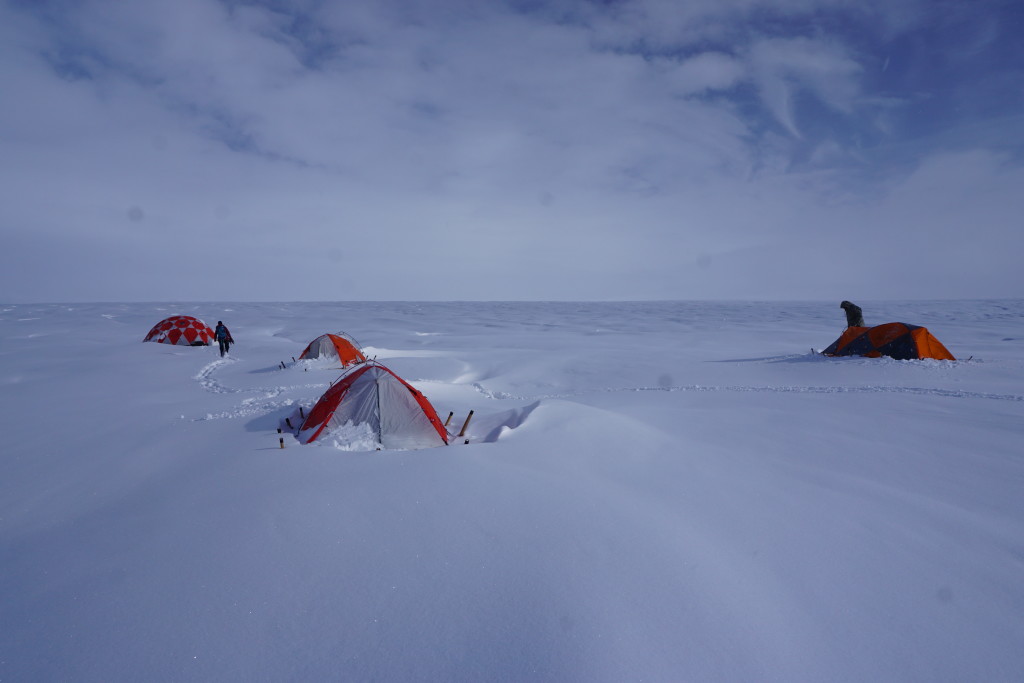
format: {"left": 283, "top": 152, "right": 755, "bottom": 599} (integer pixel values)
{"left": 747, "top": 37, "right": 863, "bottom": 137}
{"left": 660, "top": 52, "right": 746, "bottom": 95}
{"left": 0, "top": 0, "right": 1022, "bottom": 302}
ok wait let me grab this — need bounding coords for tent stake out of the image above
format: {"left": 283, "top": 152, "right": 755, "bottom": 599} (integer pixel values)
{"left": 443, "top": 411, "right": 453, "bottom": 427}
{"left": 279, "top": 437, "right": 284, "bottom": 449}
{"left": 285, "top": 417, "right": 293, "bottom": 429}
{"left": 457, "top": 410, "right": 474, "bottom": 437}
{"left": 299, "top": 406, "right": 305, "bottom": 419}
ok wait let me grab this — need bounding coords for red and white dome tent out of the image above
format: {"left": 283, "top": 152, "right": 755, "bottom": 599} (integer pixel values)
{"left": 143, "top": 315, "right": 216, "bottom": 346}
{"left": 298, "top": 332, "right": 366, "bottom": 367}
{"left": 298, "top": 361, "right": 449, "bottom": 450}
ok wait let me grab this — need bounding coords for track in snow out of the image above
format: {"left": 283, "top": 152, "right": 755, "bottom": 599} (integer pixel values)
{"left": 192, "top": 358, "right": 330, "bottom": 421}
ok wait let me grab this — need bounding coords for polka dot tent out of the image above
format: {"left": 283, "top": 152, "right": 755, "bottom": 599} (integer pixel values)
{"left": 143, "top": 315, "right": 215, "bottom": 346}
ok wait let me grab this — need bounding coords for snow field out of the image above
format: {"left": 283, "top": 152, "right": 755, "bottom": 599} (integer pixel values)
{"left": 1, "top": 300, "right": 1023, "bottom": 682}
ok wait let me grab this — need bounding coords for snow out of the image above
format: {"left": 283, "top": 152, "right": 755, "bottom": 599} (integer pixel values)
{"left": 2, "top": 300, "right": 1023, "bottom": 682}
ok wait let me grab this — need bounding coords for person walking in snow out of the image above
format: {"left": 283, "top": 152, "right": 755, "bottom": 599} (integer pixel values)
{"left": 840, "top": 301, "right": 865, "bottom": 328}
{"left": 214, "top": 320, "right": 233, "bottom": 357}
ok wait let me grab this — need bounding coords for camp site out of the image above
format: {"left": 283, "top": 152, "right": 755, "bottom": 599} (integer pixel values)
{"left": 2, "top": 299, "right": 1023, "bottom": 682}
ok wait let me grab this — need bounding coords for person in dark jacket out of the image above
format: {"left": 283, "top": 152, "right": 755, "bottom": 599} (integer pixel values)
{"left": 214, "top": 321, "right": 233, "bottom": 357}
{"left": 840, "top": 301, "right": 865, "bottom": 328}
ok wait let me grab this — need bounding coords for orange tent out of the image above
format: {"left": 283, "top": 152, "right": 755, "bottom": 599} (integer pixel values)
{"left": 298, "top": 333, "right": 366, "bottom": 367}
{"left": 143, "top": 315, "right": 215, "bottom": 346}
{"left": 298, "top": 362, "right": 448, "bottom": 449}
{"left": 823, "top": 323, "right": 955, "bottom": 360}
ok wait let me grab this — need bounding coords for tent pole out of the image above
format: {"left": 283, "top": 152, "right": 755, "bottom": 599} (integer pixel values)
{"left": 374, "top": 371, "right": 383, "bottom": 446}
{"left": 457, "top": 410, "right": 474, "bottom": 437}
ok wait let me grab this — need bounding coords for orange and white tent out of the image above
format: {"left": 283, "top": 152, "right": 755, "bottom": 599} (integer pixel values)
{"left": 823, "top": 322, "right": 955, "bottom": 361}
{"left": 298, "top": 362, "right": 448, "bottom": 449}
{"left": 298, "top": 333, "right": 366, "bottom": 367}
{"left": 143, "top": 315, "right": 215, "bottom": 346}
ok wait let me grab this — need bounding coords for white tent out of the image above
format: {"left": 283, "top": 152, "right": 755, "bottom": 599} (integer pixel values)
{"left": 298, "top": 362, "right": 448, "bottom": 450}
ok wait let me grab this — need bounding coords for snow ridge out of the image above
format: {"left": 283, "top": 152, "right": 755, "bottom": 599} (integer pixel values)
{"left": 473, "top": 382, "right": 1023, "bottom": 402}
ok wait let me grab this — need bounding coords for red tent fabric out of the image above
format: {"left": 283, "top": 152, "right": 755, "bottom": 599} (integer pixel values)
{"left": 143, "top": 315, "right": 215, "bottom": 346}
{"left": 298, "top": 333, "right": 366, "bottom": 366}
{"left": 823, "top": 322, "right": 955, "bottom": 360}
{"left": 298, "top": 362, "right": 448, "bottom": 449}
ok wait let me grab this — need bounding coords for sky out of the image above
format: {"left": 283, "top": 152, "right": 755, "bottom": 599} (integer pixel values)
{"left": 2, "top": 0, "right": 1023, "bottom": 302}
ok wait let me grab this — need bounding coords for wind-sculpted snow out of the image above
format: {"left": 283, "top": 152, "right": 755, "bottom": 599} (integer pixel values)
{"left": 1, "top": 300, "right": 1023, "bottom": 683}
{"left": 473, "top": 380, "right": 1024, "bottom": 402}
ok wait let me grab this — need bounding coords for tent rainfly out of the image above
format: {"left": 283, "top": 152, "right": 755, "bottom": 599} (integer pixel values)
{"left": 298, "top": 333, "right": 366, "bottom": 367}
{"left": 143, "top": 315, "right": 215, "bottom": 346}
{"left": 298, "top": 362, "right": 448, "bottom": 449}
{"left": 823, "top": 322, "right": 955, "bottom": 361}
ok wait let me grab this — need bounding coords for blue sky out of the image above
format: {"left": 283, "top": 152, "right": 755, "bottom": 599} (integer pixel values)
{"left": 2, "top": 0, "right": 1022, "bottom": 302}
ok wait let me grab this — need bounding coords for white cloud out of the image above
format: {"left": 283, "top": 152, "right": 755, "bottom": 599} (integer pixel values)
{"left": 747, "top": 37, "right": 863, "bottom": 137}
{"left": 0, "top": 0, "right": 1021, "bottom": 301}
{"left": 659, "top": 52, "right": 746, "bottom": 95}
